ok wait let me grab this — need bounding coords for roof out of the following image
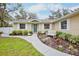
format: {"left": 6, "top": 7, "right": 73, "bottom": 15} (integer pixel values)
{"left": 11, "top": 19, "right": 53, "bottom": 24}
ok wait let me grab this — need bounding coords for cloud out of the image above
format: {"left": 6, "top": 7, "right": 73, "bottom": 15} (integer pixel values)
{"left": 28, "top": 3, "right": 64, "bottom": 12}
{"left": 28, "top": 4, "right": 47, "bottom": 13}
{"left": 27, "top": 3, "right": 64, "bottom": 19}
{"left": 47, "top": 3, "right": 64, "bottom": 11}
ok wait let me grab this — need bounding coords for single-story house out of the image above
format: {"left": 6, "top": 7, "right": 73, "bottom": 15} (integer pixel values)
{"left": 9, "top": 10, "right": 79, "bottom": 35}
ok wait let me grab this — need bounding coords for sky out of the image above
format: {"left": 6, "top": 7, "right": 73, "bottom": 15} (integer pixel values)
{"left": 9, "top": 3, "right": 79, "bottom": 19}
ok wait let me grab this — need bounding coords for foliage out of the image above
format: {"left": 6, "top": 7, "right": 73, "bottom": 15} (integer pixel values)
{"left": 0, "top": 3, "right": 21, "bottom": 27}
{"left": 0, "top": 32, "right": 3, "bottom": 34}
{"left": 15, "top": 8, "right": 28, "bottom": 19}
{"left": 15, "top": 9, "right": 38, "bottom": 19}
{"left": 28, "top": 12, "right": 38, "bottom": 19}
{"left": 10, "top": 30, "right": 33, "bottom": 36}
{"left": 56, "top": 31, "right": 79, "bottom": 45}
{"left": 56, "top": 31, "right": 63, "bottom": 37}
{"left": 49, "top": 8, "right": 72, "bottom": 19}
{"left": 69, "top": 35, "right": 79, "bottom": 44}
{"left": 0, "top": 37, "right": 43, "bottom": 56}
{"left": 38, "top": 30, "right": 47, "bottom": 34}
{"left": 23, "top": 30, "right": 28, "bottom": 35}
{"left": 28, "top": 30, "right": 33, "bottom": 35}
{"left": 56, "top": 31, "right": 72, "bottom": 40}
{"left": 57, "top": 45, "right": 64, "bottom": 52}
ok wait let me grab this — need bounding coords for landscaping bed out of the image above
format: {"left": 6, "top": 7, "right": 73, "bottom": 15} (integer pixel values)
{"left": 9, "top": 30, "right": 33, "bottom": 36}
{"left": 38, "top": 32, "right": 79, "bottom": 56}
{"left": 0, "top": 37, "right": 43, "bottom": 56}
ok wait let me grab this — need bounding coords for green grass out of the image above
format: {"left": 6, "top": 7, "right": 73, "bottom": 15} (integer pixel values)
{"left": 0, "top": 37, "right": 43, "bottom": 56}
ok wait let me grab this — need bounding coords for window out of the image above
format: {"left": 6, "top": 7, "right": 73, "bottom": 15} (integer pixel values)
{"left": 61, "top": 20, "right": 67, "bottom": 29}
{"left": 20, "top": 24, "right": 25, "bottom": 29}
{"left": 44, "top": 24, "right": 50, "bottom": 29}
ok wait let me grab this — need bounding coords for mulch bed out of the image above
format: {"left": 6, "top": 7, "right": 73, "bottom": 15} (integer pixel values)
{"left": 38, "top": 34, "right": 79, "bottom": 56}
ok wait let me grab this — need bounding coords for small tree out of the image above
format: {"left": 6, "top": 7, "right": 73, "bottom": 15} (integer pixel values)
{"left": 0, "top": 3, "right": 22, "bottom": 27}
{"left": 49, "top": 8, "right": 73, "bottom": 19}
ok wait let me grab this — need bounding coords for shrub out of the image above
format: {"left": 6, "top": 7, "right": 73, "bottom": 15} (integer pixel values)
{"left": 56, "top": 31, "right": 63, "bottom": 37}
{"left": 65, "top": 33, "right": 72, "bottom": 40}
{"left": 10, "top": 30, "right": 22, "bottom": 35}
{"left": 10, "top": 30, "right": 33, "bottom": 36}
{"left": 0, "top": 32, "right": 3, "bottom": 34}
{"left": 56, "top": 31, "right": 79, "bottom": 45}
{"left": 28, "top": 30, "right": 33, "bottom": 35}
{"left": 38, "top": 30, "right": 46, "bottom": 35}
{"left": 57, "top": 45, "right": 64, "bottom": 52}
{"left": 69, "top": 35, "right": 79, "bottom": 44}
{"left": 58, "top": 32, "right": 66, "bottom": 39}
{"left": 56, "top": 31, "right": 72, "bottom": 40}
{"left": 23, "top": 30, "right": 28, "bottom": 35}
{"left": 0, "top": 32, "right": 3, "bottom": 36}
{"left": 16, "top": 30, "right": 22, "bottom": 35}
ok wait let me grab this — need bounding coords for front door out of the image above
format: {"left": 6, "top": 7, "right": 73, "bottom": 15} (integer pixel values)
{"left": 32, "top": 24, "right": 37, "bottom": 33}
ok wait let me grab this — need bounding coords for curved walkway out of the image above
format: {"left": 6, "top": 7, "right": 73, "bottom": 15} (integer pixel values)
{"left": 14, "top": 34, "right": 71, "bottom": 56}
{"left": 3, "top": 33, "right": 71, "bottom": 56}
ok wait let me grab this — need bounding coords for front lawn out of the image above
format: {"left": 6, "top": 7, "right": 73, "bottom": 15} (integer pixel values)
{"left": 0, "top": 37, "right": 43, "bottom": 56}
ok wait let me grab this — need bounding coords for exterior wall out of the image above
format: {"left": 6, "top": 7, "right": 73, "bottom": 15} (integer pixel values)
{"left": 54, "top": 14, "right": 79, "bottom": 35}
{"left": 69, "top": 15, "right": 79, "bottom": 35}
{"left": 38, "top": 24, "right": 44, "bottom": 31}
{"left": 38, "top": 23, "right": 53, "bottom": 31}
{"left": 13, "top": 23, "right": 32, "bottom": 30}
{"left": 13, "top": 23, "right": 19, "bottom": 30}
{"left": 27, "top": 24, "right": 32, "bottom": 30}
{"left": 0, "top": 27, "right": 13, "bottom": 34}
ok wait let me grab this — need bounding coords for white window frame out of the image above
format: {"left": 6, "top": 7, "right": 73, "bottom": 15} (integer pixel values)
{"left": 44, "top": 24, "right": 50, "bottom": 29}
{"left": 19, "top": 23, "right": 26, "bottom": 29}
{"left": 59, "top": 19, "right": 70, "bottom": 31}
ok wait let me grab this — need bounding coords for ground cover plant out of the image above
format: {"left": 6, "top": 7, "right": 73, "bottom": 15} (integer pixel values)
{"left": 38, "top": 31, "right": 79, "bottom": 56}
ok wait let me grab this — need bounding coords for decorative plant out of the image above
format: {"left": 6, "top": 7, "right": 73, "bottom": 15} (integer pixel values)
{"left": 23, "top": 30, "right": 28, "bottom": 35}
{"left": 28, "top": 30, "right": 33, "bottom": 35}
{"left": 56, "top": 31, "right": 63, "bottom": 37}
{"left": 69, "top": 35, "right": 79, "bottom": 44}
{"left": 56, "top": 31, "right": 72, "bottom": 41}
{"left": 0, "top": 32, "right": 3, "bottom": 36}
{"left": 57, "top": 45, "right": 64, "bottom": 52}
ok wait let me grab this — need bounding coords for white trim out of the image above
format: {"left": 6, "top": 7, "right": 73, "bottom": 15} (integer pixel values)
{"left": 19, "top": 23, "right": 26, "bottom": 30}
{"left": 67, "top": 19, "right": 70, "bottom": 30}
{"left": 59, "top": 19, "right": 70, "bottom": 31}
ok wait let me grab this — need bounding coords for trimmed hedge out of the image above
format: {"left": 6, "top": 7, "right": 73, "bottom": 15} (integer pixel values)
{"left": 56, "top": 31, "right": 79, "bottom": 45}
{"left": 0, "top": 32, "right": 3, "bottom": 34}
{"left": 10, "top": 30, "right": 33, "bottom": 36}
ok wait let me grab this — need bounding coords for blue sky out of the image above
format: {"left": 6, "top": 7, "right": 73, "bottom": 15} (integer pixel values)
{"left": 9, "top": 3, "right": 79, "bottom": 19}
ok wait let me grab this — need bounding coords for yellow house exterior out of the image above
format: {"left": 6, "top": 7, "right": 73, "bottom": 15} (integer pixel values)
{"left": 53, "top": 10, "right": 79, "bottom": 35}
{"left": 11, "top": 10, "right": 79, "bottom": 35}
{"left": 12, "top": 19, "right": 53, "bottom": 33}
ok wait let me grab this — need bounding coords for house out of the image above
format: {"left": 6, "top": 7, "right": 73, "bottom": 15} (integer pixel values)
{"left": 52, "top": 10, "right": 79, "bottom": 35}
{"left": 11, "top": 19, "right": 53, "bottom": 33}
{"left": 10, "top": 10, "right": 79, "bottom": 35}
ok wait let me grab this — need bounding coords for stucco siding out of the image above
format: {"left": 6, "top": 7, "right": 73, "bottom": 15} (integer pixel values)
{"left": 69, "top": 15, "right": 79, "bottom": 35}
{"left": 13, "top": 23, "right": 19, "bottom": 30}
{"left": 38, "top": 24, "right": 44, "bottom": 31}
{"left": 27, "top": 24, "right": 32, "bottom": 30}
{"left": 54, "top": 22, "right": 59, "bottom": 31}
{"left": 54, "top": 14, "right": 79, "bottom": 35}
